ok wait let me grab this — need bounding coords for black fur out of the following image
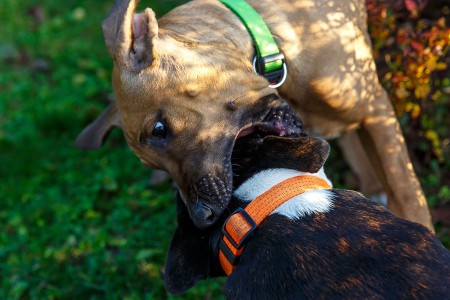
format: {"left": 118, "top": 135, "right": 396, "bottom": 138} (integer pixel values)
{"left": 164, "top": 193, "right": 223, "bottom": 294}
{"left": 165, "top": 136, "right": 450, "bottom": 299}
{"left": 224, "top": 190, "right": 450, "bottom": 299}
{"left": 232, "top": 135, "right": 330, "bottom": 186}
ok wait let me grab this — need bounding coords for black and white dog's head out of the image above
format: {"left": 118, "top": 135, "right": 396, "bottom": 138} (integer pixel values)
{"left": 164, "top": 133, "right": 331, "bottom": 294}
{"left": 163, "top": 132, "right": 450, "bottom": 298}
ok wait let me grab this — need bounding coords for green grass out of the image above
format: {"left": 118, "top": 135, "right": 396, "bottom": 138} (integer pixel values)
{"left": 0, "top": 0, "right": 448, "bottom": 299}
{"left": 0, "top": 0, "right": 226, "bottom": 298}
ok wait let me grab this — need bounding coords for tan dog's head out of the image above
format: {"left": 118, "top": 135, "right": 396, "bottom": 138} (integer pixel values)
{"left": 77, "top": 0, "right": 304, "bottom": 228}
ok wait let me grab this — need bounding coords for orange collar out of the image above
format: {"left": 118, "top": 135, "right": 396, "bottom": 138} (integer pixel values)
{"left": 219, "top": 175, "right": 331, "bottom": 275}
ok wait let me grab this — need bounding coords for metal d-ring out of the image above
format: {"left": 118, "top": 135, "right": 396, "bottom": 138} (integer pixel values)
{"left": 252, "top": 56, "right": 288, "bottom": 89}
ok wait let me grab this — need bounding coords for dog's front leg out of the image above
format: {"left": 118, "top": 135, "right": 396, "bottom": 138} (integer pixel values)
{"left": 357, "top": 89, "right": 434, "bottom": 231}
{"left": 338, "top": 130, "right": 385, "bottom": 202}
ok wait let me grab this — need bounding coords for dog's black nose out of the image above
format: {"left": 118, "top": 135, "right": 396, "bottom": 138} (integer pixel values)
{"left": 191, "top": 200, "right": 216, "bottom": 229}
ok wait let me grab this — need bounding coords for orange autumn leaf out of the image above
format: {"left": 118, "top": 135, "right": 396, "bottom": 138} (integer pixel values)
{"left": 414, "top": 83, "right": 431, "bottom": 99}
{"left": 411, "top": 40, "right": 424, "bottom": 52}
{"left": 436, "top": 62, "right": 447, "bottom": 70}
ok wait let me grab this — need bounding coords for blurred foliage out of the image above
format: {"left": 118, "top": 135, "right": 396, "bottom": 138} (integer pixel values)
{"left": 367, "top": 0, "right": 450, "bottom": 157}
{"left": 365, "top": 0, "right": 450, "bottom": 236}
{"left": 0, "top": 0, "right": 448, "bottom": 299}
{"left": 0, "top": 0, "right": 225, "bottom": 298}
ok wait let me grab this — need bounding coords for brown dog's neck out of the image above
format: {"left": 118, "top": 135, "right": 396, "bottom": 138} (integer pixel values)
{"left": 157, "top": 0, "right": 296, "bottom": 65}
{"left": 158, "top": 0, "right": 254, "bottom": 57}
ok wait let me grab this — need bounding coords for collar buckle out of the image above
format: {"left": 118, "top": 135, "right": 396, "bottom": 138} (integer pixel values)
{"left": 221, "top": 207, "right": 257, "bottom": 250}
{"left": 253, "top": 54, "right": 288, "bottom": 89}
{"left": 219, "top": 175, "right": 332, "bottom": 275}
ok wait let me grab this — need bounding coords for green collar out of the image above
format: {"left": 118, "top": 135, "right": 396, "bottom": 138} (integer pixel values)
{"left": 219, "top": 0, "right": 287, "bottom": 88}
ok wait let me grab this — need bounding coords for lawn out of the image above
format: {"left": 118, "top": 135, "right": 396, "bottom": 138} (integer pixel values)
{"left": 0, "top": 0, "right": 448, "bottom": 299}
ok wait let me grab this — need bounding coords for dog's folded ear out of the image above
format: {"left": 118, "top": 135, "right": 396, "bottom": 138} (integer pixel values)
{"left": 258, "top": 136, "right": 330, "bottom": 173}
{"left": 76, "top": 102, "right": 121, "bottom": 150}
{"left": 164, "top": 193, "right": 212, "bottom": 295}
{"left": 102, "top": 0, "right": 158, "bottom": 70}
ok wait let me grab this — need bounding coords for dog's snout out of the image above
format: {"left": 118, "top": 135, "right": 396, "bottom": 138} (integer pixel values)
{"left": 191, "top": 200, "right": 217, "bottom": 229}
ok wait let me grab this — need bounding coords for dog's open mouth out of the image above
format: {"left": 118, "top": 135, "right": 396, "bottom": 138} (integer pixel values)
{"left": 231, "top": 106, "right": 305, "bottom": 186}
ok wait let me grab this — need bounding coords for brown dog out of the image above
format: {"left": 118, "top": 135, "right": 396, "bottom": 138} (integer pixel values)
{"left": 77, "top": 0, "right": 433, "bottom": 230}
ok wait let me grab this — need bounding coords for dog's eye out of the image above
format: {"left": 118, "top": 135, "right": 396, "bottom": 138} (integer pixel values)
{"left": 152, "top": 121, "right": 167, "bottom": 138}
{"left": 141, "top": 119, "right": 171, "bottom": 147}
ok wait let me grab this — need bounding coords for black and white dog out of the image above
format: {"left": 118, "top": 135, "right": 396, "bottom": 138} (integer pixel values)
{"left": 164, "top": 133, "right": 450, "bottom": 299}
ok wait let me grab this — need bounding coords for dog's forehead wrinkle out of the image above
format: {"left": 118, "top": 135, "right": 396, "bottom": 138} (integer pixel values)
{"left": 156, "top": 35, "right": 228, "bottom": 70}
{"left": 156, "top": 34, "right": 200, "bottom": 58}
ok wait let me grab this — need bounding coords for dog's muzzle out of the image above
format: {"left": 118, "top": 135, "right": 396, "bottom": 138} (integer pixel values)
{"left": 190, "top": 172, "right": 232, "bottom": 229}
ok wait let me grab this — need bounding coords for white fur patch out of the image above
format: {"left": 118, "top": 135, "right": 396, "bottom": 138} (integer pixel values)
{"left": 271, "top": 189, "right": 334, "bottom": 220}
{"left": 233, "top": 168, "right": 334, "bottom": 220}
{"left": 369, "top": 192, "right": 388, "bottom": 207}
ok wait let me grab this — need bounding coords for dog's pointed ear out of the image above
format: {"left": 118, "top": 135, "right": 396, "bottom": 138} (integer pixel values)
{"left": 259, "top": 136, "right": 330, "bottom": 173}
{"left": 76, "top": 102, "right": 121, "bottom": 150}
{"left": 164, "top": 194, "right": 211, "bottom": 295}
{"left": 102, "top": 0, "right": 158, "bottom": 70}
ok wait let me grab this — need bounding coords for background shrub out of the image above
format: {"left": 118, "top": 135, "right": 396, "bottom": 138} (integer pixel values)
{"left": 369, "top": 0, "right": 450, "bottom": 237}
